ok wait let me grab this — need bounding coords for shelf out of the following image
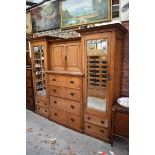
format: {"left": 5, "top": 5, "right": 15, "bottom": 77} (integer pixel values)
{"left": 36, "top": 79, "right": 45, "bottom": 83}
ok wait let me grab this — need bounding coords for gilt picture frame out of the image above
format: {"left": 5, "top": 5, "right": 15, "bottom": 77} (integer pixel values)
{"left": 61, "top": 0, "right": 112, "bottom": 29}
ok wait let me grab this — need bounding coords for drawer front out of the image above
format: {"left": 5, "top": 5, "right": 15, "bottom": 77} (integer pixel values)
{"left": 85, "top": 114, "right": 108, "bottom": 128}
{"left": 67, "top": 114, "right": 81, "bottom": 129}
{"left": 26, "top": 69, "right": 32, "bottom": 78}
{"left": 50, "top": 108, "right": 67, "bottom": 124}
{"left": 64, "top": 88, "right": 80, "bottom": 101}
{"left": 36, "top": 98, "right": 47, "bottom": 107}
{"left": 49, "top": 85, "right": 65, "bottom": 98}
{"left": 50, "top": 96, "right": 80, "bottom": 115}
{"left": 36, "top": 105, "right": 48, "bottom": 117}
{"left": 84, "top": 122, "right": 108, "bottom": 138}
{"left": 26, "top": 79, "right": 32, "bottom": 87}
{"left": 48, "top": 74, "right": 80, "bottom": 89}
{"left": 26, "top": 87, "right": 33, "bottom": 96}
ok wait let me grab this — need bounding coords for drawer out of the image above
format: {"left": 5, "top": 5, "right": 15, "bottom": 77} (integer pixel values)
{"left": 50, "top": 96, "right": 80, "bottom": 115}
{"left": 49, "top": 85, "right": 65, "bottom": 98}
{"left": 85, "top": 114, "right": 108, "bottom": 128}
{"left": 36, "top": 105, "right": 48, "bottom": 117}
{"left": 26, "top": 96, "right": 34, "bottom": 105}
{"left": 48, "top": 74, "right": 80, "bottom": 89}
{"left": 50, "top": 108, "right": 67, "bottom": 124}
{"left": 36, "top": 98, "right": 47, "bottom": 107}
{"left": 26, "top": 79, "right": 32, "bottom": 87}
{"left": 64, "top": 88, "right": 80, "bottom": 101}
{"left": 84, "top": 122, "right": 108, "bottom": 138}
{"left": 68, "top": 114, "right": 81, "bottom": 129}
{"left": 26, "top": 87, "right": 33, "bottom": 96}
{"left": 26, "top": 69, "right": 32, "bottom": 78}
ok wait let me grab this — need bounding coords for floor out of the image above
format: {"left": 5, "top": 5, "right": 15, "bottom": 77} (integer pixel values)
{"left": 26, "top": 110, "right": 129, "bottom": 155}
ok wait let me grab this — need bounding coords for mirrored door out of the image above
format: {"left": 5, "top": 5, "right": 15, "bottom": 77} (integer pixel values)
{"left": 33, "top": 46, "right": 46, "bottom": 96}
{"left": 86, "top": 39, "right": 109, "bottom": 112}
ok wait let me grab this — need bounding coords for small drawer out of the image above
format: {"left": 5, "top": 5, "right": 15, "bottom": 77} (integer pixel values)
{"left": 85, "top": 114, "right": 108, "bottom": 128}
{"left": 26, "top": 87, "right": 33, "bottom": 96}
{"left": 50, "top": 96, "right": 80, "bottom": 115}
{"left": 26, "top": 96, "right": 34, "bottom": 105}
{"left": 36, "top": 105, "right": 48, "bottom": 117}
{"left": 26, "top": 79, "right": 32, "bottom": 87}
{"left": 50, "top": 108, "right": 67, "bottom": 124}
{"left": 26, "top": 69, "right": 32, "bottom": 78}
{"left": 67, "top": 114, "right": 81, "bottom": 129}
{"left": 64, "top": 88, "right": 80, "bottom": 101}
{"left": 36, "top": 98, "right": 47, "bottom": 107}
{"left": 49, "top": 85, "right": 65, "bottom": 98}
{"left": 84, "top": 122, "right": 108, "bottom": 138}
{"left": 48, "top": 74, "right": 81, "bottom": 89}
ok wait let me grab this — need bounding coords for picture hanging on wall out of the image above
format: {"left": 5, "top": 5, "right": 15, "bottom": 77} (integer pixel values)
{"left": 31, "top": 0, "right": 60, "bottom": 32}
{"left": 26, "top": 11, "right": 32, "bottom": 34}
{"left": 61, "top": 0, "right": 112, "bottom": 28}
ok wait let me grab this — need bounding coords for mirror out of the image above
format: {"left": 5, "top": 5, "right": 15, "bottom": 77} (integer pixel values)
{"left": 86, "top": 39, "right": 108, "bottom": 112}
{"left": 34, "top": 46, "right": 46, "bottom": 96}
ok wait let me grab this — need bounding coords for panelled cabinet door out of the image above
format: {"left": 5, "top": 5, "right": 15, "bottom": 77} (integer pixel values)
{"left": 51, "top": 44, "right": 66, "bottom": 71}
{"left": 66, "top": 42, "right": 81, "bottom": 72}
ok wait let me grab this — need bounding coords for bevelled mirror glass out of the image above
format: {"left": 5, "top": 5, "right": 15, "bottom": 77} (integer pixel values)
{"left": 34, "top": 46, "right": 46, "bottom": 96}
{"left": 86, "top": 39, "right": 108, "bottom": 112}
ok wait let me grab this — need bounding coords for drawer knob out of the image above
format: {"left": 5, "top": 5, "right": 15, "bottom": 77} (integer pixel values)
{"left": 70, "top": 105, "right": 74, "bottom": 109}
{"left": 70, "top": 81, "right": 74, "bottom": 84}
{"left": 54, "top": 101, "right": 57, "bottom": 104}
{"left": 87, "top": 125, "right": 91, "bottom": 128}
{"left": 53, "top": 79, "right": 56, "bottom": 81}
{"left": 71, "top": 118, "right": 75, "bottom": 122}
{"left": 44, "top": 103, "right": 46, "bottom": 106}
{"left": 45, "top": 110, "right": 47, "bottom": 112}
{"left": 38, "top": 107, "right": 40, "bottom": 110}
{"left": 101, "top": 121, "right": 104, "bottom": 124}
{"left": 70, "top": 93, "right": 75, "bottom": 96}
{"left": 87, "top": 117, "right": 91, "bottom": 120}
{"left": 37, "top": 101, "right": 39, "bottom": 103}
{"left": 54, "top": 113, "right": 57, "bottom": 116}
{"left": 100, "top": 130, "right": 104, "bottom": 133}
{"left": 53, "top": 89, "right": 56, "bottom": 92}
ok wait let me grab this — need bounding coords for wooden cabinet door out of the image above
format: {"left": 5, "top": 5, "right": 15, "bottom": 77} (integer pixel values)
{"left": 66, "top": 42, "right": 81, "bottom": 72}
{"left": 51, "top": 44, "right": 65, "bottom": 71}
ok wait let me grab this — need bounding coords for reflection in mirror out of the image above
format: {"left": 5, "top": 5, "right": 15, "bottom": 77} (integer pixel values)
{"left": 34, "top": 46, "right": 46, "bottom": 96}
{"left": 86, "top": 39, "right": 108, "bottom": 112}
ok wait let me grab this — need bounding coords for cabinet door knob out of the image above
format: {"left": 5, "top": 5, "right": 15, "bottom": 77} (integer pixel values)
{"left": 100, "top": 130, "right": 104, "bottom": 133}
{"left": 87, "top": 125, "right": 91, "bottom": 128}
{"left": 53, "top": 89, "right": 56, "bottom": 92}
{"left": 87, "top": 117, "right": 91, "bottom": 120}
{"left": 37, "top": 101, "right": 39, "bottom": 103}
{"left": 53, "top": 79, "right": 56, "bottom": 81}
{"left": 70, "top": 81, "right": 74, "bottom": 84}
{"left": 54, "top": 101, "right": 57, "bottom": 104}
{"left": 70, "top": 105, "right": 74, "bottom": 109}
{"left": 45, "top": 110, "right": 47, "bottom": 112}
{"left": 54, "top": 113, "right": 57, "bottom": 116}
{"left": 70, "top": 93, "right": 75, "bottom": 96}
{"left": 44, "top": 103, "right": 46, "bottom": 106}
{"left": 101, "top": 121, "right": 104, "bottom": 124}
{"left": 71, "top": 118, "right": 74, "bottom": 122}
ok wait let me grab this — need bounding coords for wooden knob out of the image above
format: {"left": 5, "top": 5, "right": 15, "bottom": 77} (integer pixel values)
{"left": 101, "top": 121, "right": 104, "bottom": 124}
{"left": 71, "top": 118, "right": 74, "bottom": 122}
{"left": 53, "top": 79, "right": 56, "bottom": 81}
{"left": 54, "top": 113, "right": 57, "bottom": 116}
{"left": 70, "top": 81, "right": 74, "bottom": 84}
{"left": 38, "top": 107, "right": 40, "bottom": 110}
{"left": 45, "top": 110, "right": 47, "bottom": 112}
{"left": 87, "top": 125, "right": 91, "bottom": 128}
{"left": 87, "top": 117, "right": 91, "bottom": 120}
{"left": 44, "top": 103, "right": 46, "bottom": 106}
{"left": 53, "top": 89, "right": 56, "bottom": 92}
{"left": 100, "top": 130, "right": 104, "bottom": 133}
{"left": 70, "top": 93, "right": 74, "bottom": 96}
{"left": 37, "top": 101, "right": 39, "bottom": 103}
{"left": 54, "top": 101, "right": 57, "bottom": 104}
{"left": 70, "top": 105, "right": 74, "bottom": 109}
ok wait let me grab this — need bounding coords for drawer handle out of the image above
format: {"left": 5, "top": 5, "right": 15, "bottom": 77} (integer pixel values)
{"left": 71, "top": 118, "right": 75, "bottom": 122}
{"left": 54, "top": 113, "right": 57, "bottom": 116}
{"left": 100, "top": 130, "right": 104, "bottom": 133}
{"left": 70, "top": 105, "right": 74, "bottom": 109}
{"left": 70, "top": 93, "right": 75, "bottom": 96}
{"left": 101, "top": 121, "right": 104, "bottom": 124}
{"left": 54, "top": 101, "right": 57, "bottom": 104}
{"left": 87, "top": 125, "right": 91, "bottom": 128}
{"left": 53, "top": 89, "right": 56, "bottom": 92}
{"left": 53, "top": 78, "right": 56, "bottom": 81}
{"left": 70, "top": 81, "right": 74, "bottom": 84}
{"left": 87, "top": 117, "right": 91, "bottom": 120}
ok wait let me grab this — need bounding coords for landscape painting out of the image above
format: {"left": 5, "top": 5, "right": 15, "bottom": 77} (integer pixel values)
{"left": 31, "top": 0, "right": 60, "bottom": 32}
{"left": 26, "top": 12, "right": 32, "bottom": 34}
{"left": 61, "top": 0, "right": 111, "bottom": 28}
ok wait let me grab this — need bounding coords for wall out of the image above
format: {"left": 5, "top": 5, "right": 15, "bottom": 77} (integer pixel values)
{"left": 121, "top": 21, "right": 129, "bottom": 96}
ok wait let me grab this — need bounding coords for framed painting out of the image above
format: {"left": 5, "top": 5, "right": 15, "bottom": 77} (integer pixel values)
{"left": 26, "top": 12, "right": 32, "bottom": 34}
{"left": 31, "top": 0, "right": 60, "bottom": 32}
{"left": 120, "top": 0, "right": 129, "bottom": 21}
{"left": 61, "top": 0, "right": 112, "bottom": 28}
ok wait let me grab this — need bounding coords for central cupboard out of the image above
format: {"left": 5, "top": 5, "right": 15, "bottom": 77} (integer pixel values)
{"left": 29, "top": 23, "right": 127, "bottom": 143}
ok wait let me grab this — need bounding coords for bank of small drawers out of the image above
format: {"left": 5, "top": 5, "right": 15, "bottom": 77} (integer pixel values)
{"left": 84, "top": 113, "right": 108, "bottom": 140}
{"left": 48, "top": 74, "right": 82, "bottom": 131}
